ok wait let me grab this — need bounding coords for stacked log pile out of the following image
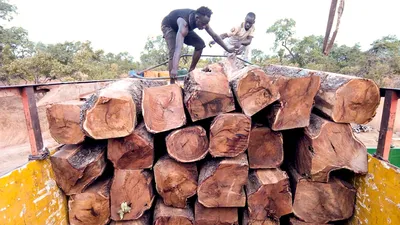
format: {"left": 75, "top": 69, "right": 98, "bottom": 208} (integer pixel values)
{"left": 46, "top": 59, "right": 380, "bottom": 225}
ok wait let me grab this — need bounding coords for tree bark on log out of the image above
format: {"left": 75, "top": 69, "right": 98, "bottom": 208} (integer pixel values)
{"left": 50, "top": 141, "right": 107, "bottom": 195}
{"left": 197, "top": 153, "right": 249, "bottom": 207}
{"left": 184, "top": 63, "right": 235, "bottom": 122}
{"left": 110, "top": 169, "right": 154, "bottom": 221}
{"left": 223, "top": 60, "right": 280, "bottom": 116}
{"left": 80, "top": 78, "right": 166, "bottom": 139}
{"left": 313, "top": 70, "right": 380, "bottom": 124}
{"left": 109, "top": 212, "right": 150, "bottom": 225}
{"left": 165, "top": 125, "right": 208, "bottom": 163}
{"left": 108, "top": 122, "right": 154, "bottom": 169}
{"left": 263, "top": 65, "right": 321, "bottom": 131}
{"left": 288, "top": 217, "right": 331, "bottom": 225}
{"left": 153, "top": 198, "right": 194, "bottom": 225}
{"left": 242, "top": 210, "right": 279, "bottom": 225}
{"left": 293, "top": 113, "right": 367, "bottom": 182}
{"left": 194, "top": 200, "right": 238, "bottom": 225}
{"left": 46, "top": 100, "right": 85, "bottom": 144}
{"left": 289, "top": 167, "right": 356, "bottom": 223}
{"left": 154, "top": 156, "right": 198, "bottom": 208}
{"left": 246, "top": 169, "right": 292, "bottom": 221}
{"left": 68, "top": 177, "right": 111, "bottom": 225}
{"left": 209, "top": 113, "right": 251, "bottom": 157}
{"left": 142, "top": 84, "right": 186, "bottom": 133}
{"left": 248, "top": 125, "right": 283, "bottom": 169}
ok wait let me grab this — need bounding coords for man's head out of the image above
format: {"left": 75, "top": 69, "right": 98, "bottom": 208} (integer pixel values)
{"left": 195, "top": 6, "right": 212, "bottom": 30}
{"left": 244, "top": 12, "right": 256, "bottom": 31}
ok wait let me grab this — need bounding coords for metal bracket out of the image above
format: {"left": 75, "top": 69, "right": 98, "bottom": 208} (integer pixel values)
{"left": 28, "top": 147, "right": 50, "bottom": 161}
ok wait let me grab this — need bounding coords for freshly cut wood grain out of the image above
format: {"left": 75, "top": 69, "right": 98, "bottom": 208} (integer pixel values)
{"left": 166, "top": 126, "right": 208, "bottom": 163}
{"left": 142, "top": 84, "right": 186, "bottom": 133}
{"left": 184, "top": 63, "right": 235, "bottom": 121}
{"left": 50, "top": 141, "right": 106, "bottom": 195}
{"left": 312, "top": 69, "right": 380, "bottom": 124}
{"left": 246, "top": 169, "right": 292, "bottom": 220}
{"left": 197, "top": 153, "right": 249, "bottom": 207}
{"left": 108, "top": 122, "right": 154, "bottom": 169}
{"left": 289, "top": 167, "right": 356, "bottom": 223}
{"left": 109, "top": 212, "right": 150, "bottom": 225}
{"left": 110, "top": 169, "right": 154, "bottom": 221}
{"left": 263, "top": 65, "right": 321, "bottom": 131}
{"left": 248, "top": 125, "right": 283, "bottom": 168}
{"left": 288, "top": 217, "right": 331, "bottom": 225}
{"left": 154, "top": 156, "right": 198, "bottom": 208}
{"left": 194, "top": 200, "right": 238, "bottom": 225}
{"left": 153, "top": 198, "right": 194, "bottom": 225}
{"left": 68, "top": 178, "right": 111, "bottom": 225}
{"left": 46, "top": 100, "right": 85, "bottom": 144}
{"left": 209, "top": 113, "right": 251, "bottom": 157}
{"left": 242, "top": 210, "right": 279, "bottom": 225}
{"left": 222, "top": 59, "right": 280, "bottom": 116}
{"left": 293, "top": 113, "right": 367, "bottom": 182}
{"left": 80, "top": 78, "right": 166, "bottom": 139}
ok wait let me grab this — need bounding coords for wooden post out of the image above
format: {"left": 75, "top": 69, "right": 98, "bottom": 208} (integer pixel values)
{"left": 377, "top": 90, "right": 398, "bottom": 160}
{"left": 20, "top": 87, "right": 43, "bottom": 155}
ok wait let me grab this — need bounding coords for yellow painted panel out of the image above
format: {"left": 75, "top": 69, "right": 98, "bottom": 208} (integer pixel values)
{"left": 348, "top": 155, "right": 400, "bottom": 225}
{"left": 0, "top": 159, "right": 68, "bottom": 225}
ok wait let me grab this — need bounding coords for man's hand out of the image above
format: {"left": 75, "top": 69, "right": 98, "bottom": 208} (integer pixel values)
{"left": 233, "top": 42, "right": 242, "bottom": 49}
{"left": 170, "top": 68, "right": 178, "bottom": 84}
{"left": 209, "top": 40, "right": 216, "bottom": 47}
{"left": 226, "top": 47, "right": 236, "bottom": 54}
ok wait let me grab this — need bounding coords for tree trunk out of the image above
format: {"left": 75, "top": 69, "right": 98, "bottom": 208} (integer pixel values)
{"left": 289, "top": 167, "right": 356, "bottom": 223}
{"left": 154, "top": 155, "right": 198, "bottom": 208}
{"left": 153, "top": 198, "right": 194, "bottom": 225}
{"left": 194, "top": 200, "right": 238, "bottom": 225}
{"left": 263, "top": 65, "right": 321, "bottom": 131}
{"left": 293, "top": 113, "right": 367, "bottom": 182}
{"left": 248, "top": 125, "right": 283, "bottom": 169}
{"left": 108, "top": 122, "right": 154, "bottom": 169}
{"left": 46, "top": 100, "right": 85, "bottom": 144}
{"left": 223, "top": 59, "right": 280, "bottom": 116}
{"left": 142, "top": 84, "right": 186, "bottom": 133}
{"left": 184, "top": 63, "right": 235, "bottom": 122}
{"left": 50, "top": 140, "right": 107, "bottom": 195}
{"left": 197, "top": 153, "right": 249, "bottom": 207}
{"left": 288, "top": 217, "right": 331, "bottom": 225}
{"left": 109, "top": 212, "right": 150, "bottom": 225}
{"left": 80, "top": 78, "right": 166, "bottom": 139}
{"left": 313, "top": 70, "right": 380, "bottom": 124}
{"left": 110, "top": 169, "right": 154, "bottom": 221}
{"left": 242, "top": 210, "right": 279, "bottom": 225}
{"left": 246, "top": 169, "right": 292, "bottom": 221}
{"left": 165, "top": 125, "right": 208, "bottom": 163}
{"left": 209, "top": 113, "right": 251, "bottom": 157}
{"left": 68, "top": 177, "right": 111, "bottom": 225}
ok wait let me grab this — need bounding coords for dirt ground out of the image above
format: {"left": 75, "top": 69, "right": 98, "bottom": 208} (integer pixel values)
{"left": 0, "top": 84, "right": 399, "bottom": 175}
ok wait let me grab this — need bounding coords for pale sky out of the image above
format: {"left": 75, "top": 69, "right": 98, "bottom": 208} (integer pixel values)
{"left": 6, "top": 0, "right": 400, "bottom": 60}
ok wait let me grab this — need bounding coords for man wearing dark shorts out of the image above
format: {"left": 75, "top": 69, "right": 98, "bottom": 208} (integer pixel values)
{"left": 161, "top": 6, "right": 235, "bottom": 83}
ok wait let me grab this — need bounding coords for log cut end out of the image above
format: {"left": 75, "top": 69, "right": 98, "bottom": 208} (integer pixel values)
{"left": 198, "top": 153, "right": 249, "bottom": 207}
{"left": 110, "top": 169, "right": 154, "bottom": 221}
{"left": 243, "top": 210, "right": 280, "bottom": 225}
{"left": 68, "top": 178, "right": 111, "bottom": 225}
{"left": 81, "top": 88, "right": 136, "bottom": 139}
{"left": 194, "top": 200, "right": 238, "bottom": 225}
{"left": 248, "top": 126, "right": 283, "bottom": 168}
{"left": 142, "top": 84, "right": 186, "bottom": 133}
{"left": 108, "top": 122, "right": 154, "bottom": 169}
{"left": 184, "top": 63, "right": 235, "bottom": 121}
{"left": 46, "top": 100, "right": 85, "bottom": 144}
{"left": 166, "top": 125, "right": 209, "bottom": 162}
{"left": 154, "top": 156, "right": 198, "bottom": 208}
{"left": 154, "top": 198, "right": 194, "bottom": 225}
{"left": 109, "top": 211, "right": 151, "bottom": 225}
{"left": 332, "top": 78, "right": 380, "bottom": 124}
{"left": 209, "top": 113, "right": 251, "bottom": 157}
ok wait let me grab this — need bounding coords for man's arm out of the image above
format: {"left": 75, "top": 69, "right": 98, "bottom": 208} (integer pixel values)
{"left": 240, "top": 36, "right": 253, "bottom": 46}
{"left": 205, "top": 25, "right": 234, "bottom": 53}
{"left": 171, "top": 18, "right": 189, "bottom": 77}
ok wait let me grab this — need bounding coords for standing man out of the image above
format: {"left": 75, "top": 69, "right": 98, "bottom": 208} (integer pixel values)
{"left": 210, "top": 12, "right": 256, "bottom": 61}
{"left": 161, "top": 7, "right": 235, "bottom": 83}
